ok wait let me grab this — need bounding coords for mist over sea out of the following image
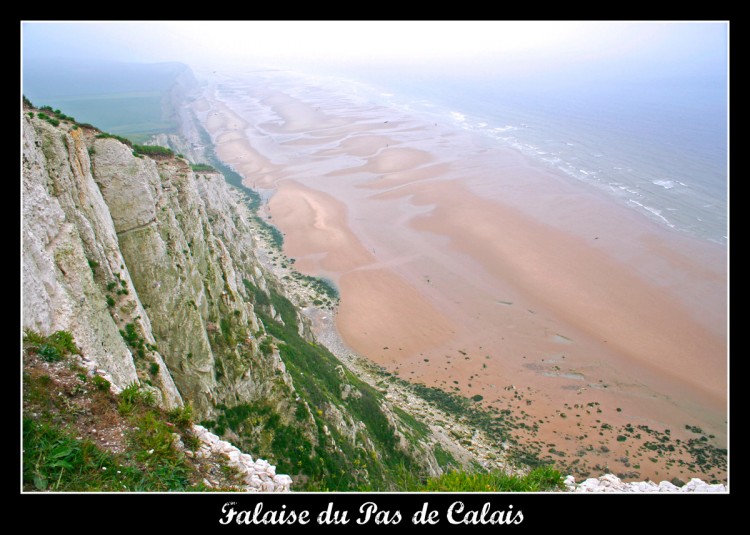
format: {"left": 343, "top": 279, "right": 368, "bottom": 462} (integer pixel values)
{"left": 285, "top": 63, "right": 728, "bottom": 245}
{"left": 22, "top": 22, "right": 728, "bottom": 245}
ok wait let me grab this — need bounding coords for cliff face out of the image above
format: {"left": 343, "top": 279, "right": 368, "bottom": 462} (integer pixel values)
{"left": 91, "top": 135, "right": 272, "bottom": 416}
{"left": 23, "top": 117, "right": 174, "bottom": 401}
{"left": 23, "top": 113, "right": 299, "bottom": 414}
{"left": 21, "top": 110, "right": 449, "bottom": 490}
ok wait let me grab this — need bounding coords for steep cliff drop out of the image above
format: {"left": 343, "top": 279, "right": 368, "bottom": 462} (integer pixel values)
{"left": 22, "top": 103, "right": 503, "bottom": 492}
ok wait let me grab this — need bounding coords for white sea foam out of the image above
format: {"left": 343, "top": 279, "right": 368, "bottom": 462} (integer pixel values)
{"left": 616, "top": 185, "right": 641, "bottom": 196}
{"left": 244, "top": 67, "right": 726, "bottom": 244}
{"left": 653, "top": 179, "right": 676, "bottom": 189}
{"left": 629, "top": 200, "right": 675, "bottom": 227}
{"left": 490, "top": 125, "right": 516, "bottom": 133}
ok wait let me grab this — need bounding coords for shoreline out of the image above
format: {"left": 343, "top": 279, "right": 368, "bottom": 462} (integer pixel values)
{"left": 195, "top": 70, "right": 727, "bottom": 483}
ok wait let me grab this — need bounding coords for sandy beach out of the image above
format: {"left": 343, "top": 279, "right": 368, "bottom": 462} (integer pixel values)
{"left": 196, "top": 71, "right": 727, "bottom": 482}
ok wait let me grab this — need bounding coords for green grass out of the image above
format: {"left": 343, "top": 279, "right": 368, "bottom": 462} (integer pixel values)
{"left": 23, "top": 340, "right": 209, "bottom": 492}
{"left": 433, "top": 445, "right": 458, "bottom": 470}
{"left": 259, "top": 337, "right": 274, "bottom": 356}
{"left": 239, "top": 280, "right": 563, "bottom": 490}
{"left": 96, "top": 132, "right": 133, "bottom": 148}
{"left": 23, "top": 329, "right": 79, "bottom": 362}
{"left": 207, "top": 280, "right": 422, "bottom": 490}
{"left": 244, "top": 279, "right": 270, "bottom": 306}
{"left": 296, "top": 273, "right": 339, "bottom": 301}
{"left": 119, "top": 323, "right": 146, "bottom": 358}
{"left": 190, "top": 163, "right": 216, "bottom": 172}
{"left": 133, "top": 144, "right": 174, "bottom": 158}
{"left": 418, "top": 466, "right": 564, "bottom": 492}
{"left": 392, "top": 405, "right": 430, "bottom": 439}
{"left": 407, "top": 381, "right": 511, "bottom": 445}
{"left": 92, "top": 376, "right": 111, "bottom": 392}
{"left": 261, "top": 287, "right": 417, "bottom": 488}
{"left": 263, "top": 223, "right": 284, "bottom": 249}
{"left": 24, "top": 417, "right": 142, "bottom": 492}
{"left": 23, "top": 411, "right": 194, "bottom": 492}
{"left": 167, "top": 403, "right": 194, "bottom": 431}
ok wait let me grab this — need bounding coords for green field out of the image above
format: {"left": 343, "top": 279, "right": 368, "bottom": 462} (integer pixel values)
{"left": 42, "top": 92, "right": 176, "bottom": 143}
{"left": 23, "top": 60, "right": 191, "bottom": 143}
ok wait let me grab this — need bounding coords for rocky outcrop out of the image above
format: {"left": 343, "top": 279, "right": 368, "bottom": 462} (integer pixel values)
{"left": 564, "top": 474, "right": 727, "bottom": 493}
{"left": 22, "top": 117, "right": 181, "bottom": 405}
{"left": 22, "top": 113, "right": 294, "bottom": 490}
{"left": 190, "top": 425, "right": 292, "bottom": 492}
{"left": 21, "top": 114, "right": 297, "bottom": 420}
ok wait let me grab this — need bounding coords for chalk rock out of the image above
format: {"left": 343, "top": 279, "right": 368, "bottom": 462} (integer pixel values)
{"left": 577, "top": 477, "right": 601, "bottom": 492}
{"left": 190, "top": 424, "right": 291, "bottom": 492}
{"left": 599, "top": 474, "right": 621, "bottom": 487}
{"left": 682, "top": 478, "right": 726, "bottom": 493}
{"left": 658, "top": 481, "right": 679, "bottom": 492}
{"left": 274, "top": 475, "right": 293, "bottom": 492}
{"left": 565, "top": 473, "right": 726, "bottom": 493}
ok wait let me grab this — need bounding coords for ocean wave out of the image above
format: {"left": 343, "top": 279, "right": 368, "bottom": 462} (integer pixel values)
{"left": 490, "top": 126, "right": 516, "bottom": 134}
{"left": 628, "top": 200, "right": 675, "bottom": 227}
{"left": 450, "top": 111, "right": 466, "bottom": 122}
{"left": 653, "top": 179, "right": 676, "bottom": 189}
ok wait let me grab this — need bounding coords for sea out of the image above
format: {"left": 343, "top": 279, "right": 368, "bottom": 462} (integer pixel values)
{"left": 245, "top": 64, "right": 728, "bottom": 246}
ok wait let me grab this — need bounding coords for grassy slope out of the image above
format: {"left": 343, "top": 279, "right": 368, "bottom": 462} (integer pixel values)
{"left": 22, "top": 330, "right": 246, "bottom": 492}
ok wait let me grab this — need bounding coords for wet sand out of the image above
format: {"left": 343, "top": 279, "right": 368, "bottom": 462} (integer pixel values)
{"left": 196, "top": 71, "right": 727, "bottom": 482}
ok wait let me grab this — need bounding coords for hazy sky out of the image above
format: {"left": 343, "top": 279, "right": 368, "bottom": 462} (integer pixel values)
{"left": 22, "top": 21, "right": 727, "bottom": 77}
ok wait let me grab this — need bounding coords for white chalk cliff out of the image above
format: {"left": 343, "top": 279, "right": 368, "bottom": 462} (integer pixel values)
{"left": 22, "top": 110, "right": 447, "bottom": 491}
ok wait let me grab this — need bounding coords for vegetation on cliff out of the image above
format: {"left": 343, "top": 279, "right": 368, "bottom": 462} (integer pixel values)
{"left": 23, "top": 330, "right": 245, "bottom": 491}
{"left": 22, "top": 100, "right": 569, "bottom": 492}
